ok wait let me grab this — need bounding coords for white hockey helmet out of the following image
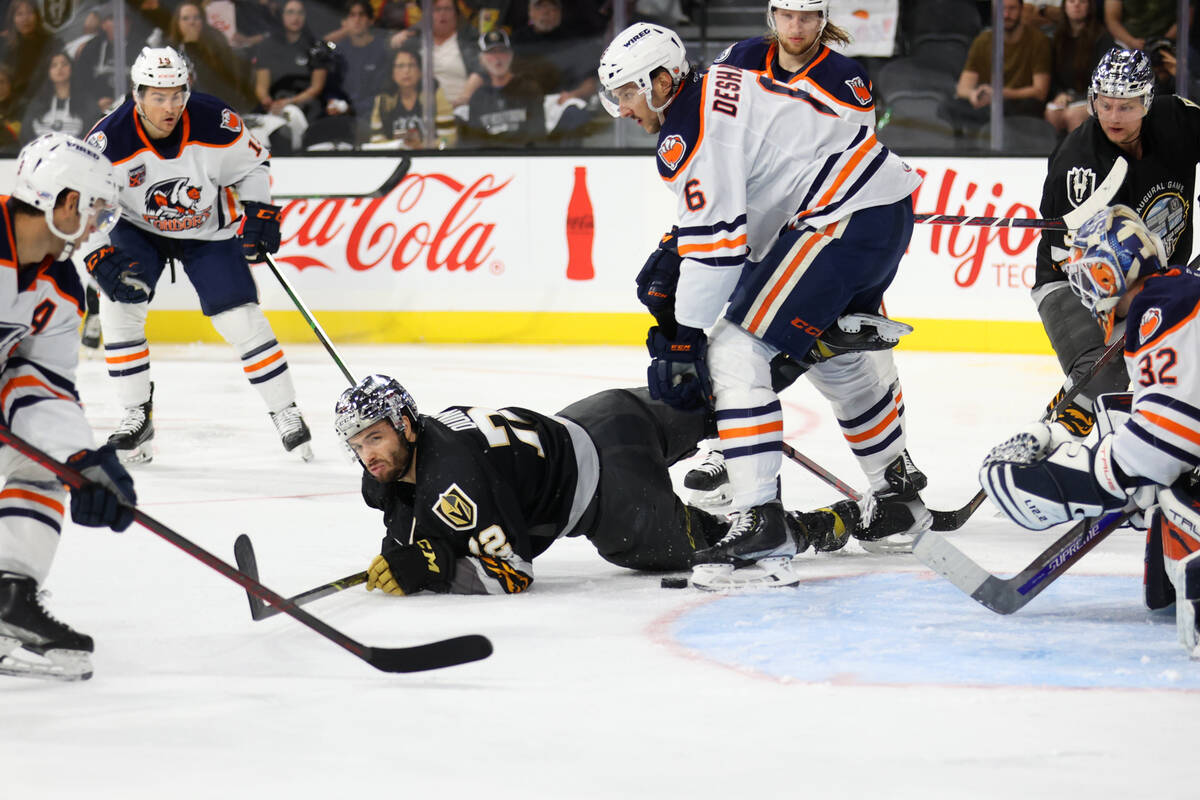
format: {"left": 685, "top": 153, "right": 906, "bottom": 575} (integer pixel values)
{"left": 13, "top": 133, "right": 120, "bottom": 246}
{"left": 768, "top": 0, "right": 829, "bottom": 35}
{"left": 131, "top": 46, "right": 191, "bottom": 106}
{"left": 333, "top": 374, "right": 420, "bottom": 458}
{"left": 1088, "top": 47, "right": 1153, "bottom": 115}
{"left": 1067, "top": 205, "right": 1166, "bottom": 340}
{"left": 597, "top": 23, "right": 689, "bottom": 117}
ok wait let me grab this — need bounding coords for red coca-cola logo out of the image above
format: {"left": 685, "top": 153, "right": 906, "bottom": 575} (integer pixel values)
{"left": 911, "top": 168, "right": 1039, "bottom": 287}
{"left": 277, "top": 172, "right": 511, "bottom": 273}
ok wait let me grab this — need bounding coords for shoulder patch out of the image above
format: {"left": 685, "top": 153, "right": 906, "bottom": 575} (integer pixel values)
{"left": 658, "top": 134, "right": 687, "bottom": 169}
{"left": 844, "top": 76, "right": 872, "bottom": 106}
{"left": 713, "top": 45, "right": 732, "bottom": 64}
{"left": 86, "top": 131, "right": 107, "bottom": 152}
{"left": 128, "top": 164, "right": 146, "bottom": 188}
{"left": 432, "top": 483, "right": 477, "bottom": 531}
{"left": 1138, "top": 307, "right": 1163, "bottom": 344}
{"left": 1065, "top": 166, "right": 1096, "bottom": 208}
{"left": 220, "top": 108, "right": 242, "bottom": 133}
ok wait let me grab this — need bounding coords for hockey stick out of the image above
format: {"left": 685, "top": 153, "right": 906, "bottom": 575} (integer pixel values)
{"left": 271, "top": 157, "right": 411, "bottom": 200}
{"left": 260, "top": 251, "right": 356, "bottom": 385}
{"left": 930, "top": 335, "right": 1127, "bottom": 531}
{"left": 234, "top": 533, "right": 367, "bottom": 620}
{"left": 915, "top": 156, "right": 1128, "bottom": 231}
{"left": 0, "top": 427, "right": 491, "bottom": 673}
{"left": 913, "top": 509, "right": 1131, "bottom": 614}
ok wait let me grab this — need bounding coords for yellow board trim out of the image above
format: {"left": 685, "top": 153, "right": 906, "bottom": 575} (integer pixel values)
{"left": 143, "top": 311, "right": 1055, "bottom": 354}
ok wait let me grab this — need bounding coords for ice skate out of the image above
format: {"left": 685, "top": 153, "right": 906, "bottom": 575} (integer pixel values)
{"left": 856, "top": 454, "right": 931, "bottom": 555}
{"left": 787, "top": 499, "right": 861, "bottom": 553}
{"left": 271, "top": 402, "right": 313, "bottom": 462}
{"left": 108, "top": 382, "right": 154, "bottom": 464}
{"left": 80, "top": 286, "right": 102, "bottom": 350}
{"left": 0, "top": 572, "right": 93, "bottom": 681}
{"left": 683, "top": 448, "right": 731, "bottom": 510}
{"left": 691, "top": 501, "right": 802, "bottom": 590}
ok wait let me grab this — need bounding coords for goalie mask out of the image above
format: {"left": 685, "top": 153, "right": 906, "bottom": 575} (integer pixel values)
{"left": 1088, "top": 47, "right": 1153, "bottom": 115}
{"left": 1066, "top": 205, "right": 1166, "bottom": 341}
{"left": 13, "top": 133, "right": 120, "bottom": 251}
{"left": 598, "top": 23, "right": 689, "bottom": 117}
{"left": 334, "top": 374, "right": 420, "bottom": 458}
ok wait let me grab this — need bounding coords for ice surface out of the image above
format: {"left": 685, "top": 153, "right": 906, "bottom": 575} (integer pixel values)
{"left": 3, "top": 344, "right": 1196, "bottom": 799}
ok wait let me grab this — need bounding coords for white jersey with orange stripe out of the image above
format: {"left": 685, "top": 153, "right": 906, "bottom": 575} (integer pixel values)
{"left": 1114, "top": 269, "right": 1200, "bottom": 486}
{"left": 0, "top": 197, "right": 94, "bottom": 462}
{"left": 656, "top": 65, "right": 921, "bottom": 330}
{"left": 82, "top": 93, "right": 271, "bottom": 245}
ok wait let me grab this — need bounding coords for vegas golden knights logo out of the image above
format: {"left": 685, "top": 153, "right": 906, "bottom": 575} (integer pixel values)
{"left": 433, "top": 483, "right": 477, "bottom": 531}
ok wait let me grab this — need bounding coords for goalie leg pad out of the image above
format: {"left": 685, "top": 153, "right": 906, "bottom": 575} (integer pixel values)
{"left": 1144, "top": 511, "right": 1176, "bottom": 610}
{"left": 210, "top": 303, "right": 298, "bottom": 413}
{"left": 980, "top": 429, "right": 1129, "bottom": 530}
{"left": 1154, "top": 484, "right": 1200, "bottom": 655}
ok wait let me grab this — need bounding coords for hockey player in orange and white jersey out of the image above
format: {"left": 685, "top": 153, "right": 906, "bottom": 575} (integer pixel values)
{"left": 79, "top": 46, "right": 312, "bottom": 464}
{"left": 981, "top": 206, "right": 1200, "bottom": 658}
{"left": 599, "top": 23, "right": 924, "bottom": 589}
{"left": 677, "top": 0, "right": 929, "bottom": 551}
{"left": 0, "top": 133, "right": 139, "bottom": 681}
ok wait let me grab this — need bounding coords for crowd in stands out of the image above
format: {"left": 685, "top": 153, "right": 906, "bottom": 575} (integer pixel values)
{"left": 0, "top": 0, "right": 1195, "bottom": 155}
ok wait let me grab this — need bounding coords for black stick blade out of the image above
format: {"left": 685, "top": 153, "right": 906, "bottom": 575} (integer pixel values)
{"left": 233, "top": 534, "right": 269, "bottom": 621}
{"left": 367, "top": 635, "right": 494, "bottom": 673}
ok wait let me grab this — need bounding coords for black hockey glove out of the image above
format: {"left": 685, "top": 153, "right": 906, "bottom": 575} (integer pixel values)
{"left": 646, "top": 324, "right": 712, "bottom": 411}
{"left": 66, "top": 445, "right": 136, "bottom": 532}
{"left": 368, "top": 537, "right": 453, "bottom": 595}
{"left": 84, "top": 245, "right": 150, "bottom": 304}
{"left": 240, "top": 201, "right": 283, "bottom": 263}
{"left": 635, "top": 227, "right": 682, "bottom": 336}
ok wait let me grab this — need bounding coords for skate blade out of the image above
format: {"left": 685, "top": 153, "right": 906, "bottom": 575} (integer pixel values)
{"left": 0, "top": 638, "right": 92, "bottom": 682}
{"left": 688, "top": 485, "right": 732, "bottom": 512}
{"left": 116, "top": 443, "right": 154, "bottom": 465}
{"left": 292, "top": 442, "right": 314, "bottom": 462}
{"left": 858, "top": 535, "right": 917, "bottom": 555}
{"left": 691, "top": 558, "right": 799, "bottom": 591}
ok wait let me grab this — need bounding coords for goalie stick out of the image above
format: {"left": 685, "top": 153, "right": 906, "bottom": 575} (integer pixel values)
{"left": 234, "top": 534, "right": 367, "bottom": 620}
{"left": 0, "top": 426, "right": 492, "bottom": 673}
{"left": 913, "top": 510, "right": 1131, "bottom": 614}
{"left": 271, "top": 157, "right": 410, "bottom": 200}
{"left": 915, "top": 156, "right": 1128, "bottom": 231}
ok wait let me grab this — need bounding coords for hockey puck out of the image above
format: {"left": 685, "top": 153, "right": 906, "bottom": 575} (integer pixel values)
{"left": 660, "top": 576, "right": 690, "bottom": 589}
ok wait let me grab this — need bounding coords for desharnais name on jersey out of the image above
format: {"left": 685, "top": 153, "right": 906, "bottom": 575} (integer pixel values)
{"left": 713, "top": 37, "right": 875, "bottom": 126}
{"left": 362, "top": 405, "right": 585, "bottom": 595}
{"left": 656, "top": 64, "right": 920, "bottom": 328}
{"left": 0, "top": 197, "right": 94, "bottom": 461}
{"left": 1115, "top": 268, "right": 1200, "bottom": 486}
{"left": 84, "top": 92, "right": 271, "bottom": 242}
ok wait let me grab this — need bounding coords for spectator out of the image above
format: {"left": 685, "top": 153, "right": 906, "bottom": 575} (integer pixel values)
{"left": 376, "top": 1, "right": 423, "bottom": 32}
{"left": 1045, "top": 0, "right": 1114, "bottom": 135}
{"left": 511, "top": 0, "right": 599, "bottom": 137}
{"left": 459, "top": 28, "right": 544, "bottom": 146}
{"left": 941, "top": 0, "right": 1052, "bottom": 130}
{"left": 1104, "top": 0, "right": 1176, "bottom": 51}
{"left": 232, "top": 0, "right": 283, "bottom": 49}
{"left": 169, "top": 1, "right": 258, "bottom": 111}
{"left": 0, "top": 65, "right": 22, "bottom": 152}
{"left": 390, "top": 0, "right": 480, "bottom": 105}
{"left": 21, "top": 51, "right": 92, "bottom": 142}
{"left": 73, "top": 10, "right": 123, "bottom": 118}
{"left": 253, "top": 0, "right": 331, "bottom": 150}
{"left": 366, "top": 46, "right": 454, "bottom": 146}
{"left": 334, "top": 0, "right": 390, "bottom": 118}
{"left": 1, "top": 0, "right": 58, "bottom": 106}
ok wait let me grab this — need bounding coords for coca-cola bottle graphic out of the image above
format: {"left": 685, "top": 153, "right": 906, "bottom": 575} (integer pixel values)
{"left": 565, "top": 165, "right": 595, "bottom": 280}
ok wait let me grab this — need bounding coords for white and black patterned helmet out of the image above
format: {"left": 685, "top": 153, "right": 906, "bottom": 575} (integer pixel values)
{"left": 333, "top": 374, "right": 420, "bottom": 452}
{"left": 1088, "top": 47, "right": 1153, "bottom": 114}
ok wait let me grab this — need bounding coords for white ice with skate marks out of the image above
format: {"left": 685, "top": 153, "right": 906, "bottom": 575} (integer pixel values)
{"left": 4, "top": 343, "right": 1197, "bottom": 799}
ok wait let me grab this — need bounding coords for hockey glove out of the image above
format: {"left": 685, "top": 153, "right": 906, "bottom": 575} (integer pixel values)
{"left": 239, "top": 201, "right": 283, "bottom": 263}
{"left": 979, "top": 426, "right": 1150, "bottom": 530}
{"left": 367, "top": 537, "right": 451, "bottom": 596}
{"left": 66, "top": 445, "right": 136, "bottom": 532}
{"left": 646, "top": 324, "right": 712, "bottom": 411}
{"left": 635, "top": 227, "right": 682, "bottom": 336}
{"left": 84, "top": 245, "right": 150, "bottom": 304}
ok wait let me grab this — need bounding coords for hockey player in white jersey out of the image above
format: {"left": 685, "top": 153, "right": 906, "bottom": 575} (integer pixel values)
{"left": 0, "top": 133, "right": 139, "bottom": 681}
{"left": 599, "top": 23, "right": 924, "bottom": 589}
{"left": 981, "top": 205, "right": 1200, "bottom": 658}
{"left": 675, "top": 0, "right": 929, "bottom": 549}
{"left": 80, "top": 46, "right": 313, "bottom": 464}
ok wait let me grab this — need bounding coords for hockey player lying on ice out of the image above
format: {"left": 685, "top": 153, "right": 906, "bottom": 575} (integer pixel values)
{"left": 981, "top": 205, "right": 1200, "bottom": 658}
{"left": 334, "top": 375, "right": 874, "bottom": 595}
